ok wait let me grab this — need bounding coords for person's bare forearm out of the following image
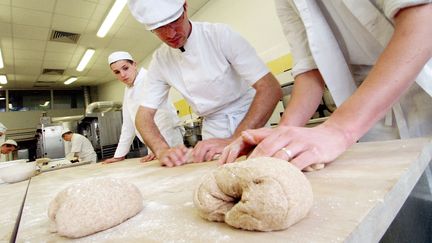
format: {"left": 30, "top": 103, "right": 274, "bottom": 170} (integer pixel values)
{"left": 135, "top": 106, "right": 170, "bottom": 157}
{"left": 324, "top": 4, "right": 432, "bottom": 144}
{"left": 233, "top": 72, "right": 282, "bottom": 138}
{"left": 280, "top": 69, "right": 325, "bottom": 126}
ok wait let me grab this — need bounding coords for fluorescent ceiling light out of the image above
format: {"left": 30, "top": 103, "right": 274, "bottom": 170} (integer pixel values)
{"left": 97, "top": 0, "right": 127, "bottom": 38}
{"left": 0, "top": 97, "right": 5, "bottom": 100}
{"left": 0, "top": 75, "right": 7, "bottom": 84}
{"left": 76, "top": 49, "right": 95, "bottom": 72}
{"left": 64, "top": 77, "right": 78, "bottom": 85}
{"left": 0, "top": 48, "right": 4, "bottom": 69}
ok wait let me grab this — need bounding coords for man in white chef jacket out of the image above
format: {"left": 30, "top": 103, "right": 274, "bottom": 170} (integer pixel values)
{"left": 0, "top": 139, "right": 17, "bottom": 162}
{"left": 220, "top": 1, "right": 432, "bottom": 241}
{"left": 126, "top": 0, "right": 282, "bottom": 167}
{"left": 62, "top": 130, "right": 97, "bottom": 163}
{"left": 103, "top": 51, "right": 184, "bottom": 164}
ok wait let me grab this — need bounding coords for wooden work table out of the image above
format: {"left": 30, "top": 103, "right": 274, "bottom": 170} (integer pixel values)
{"left": 8, "top": 137, "right": 432, "bottom": 242}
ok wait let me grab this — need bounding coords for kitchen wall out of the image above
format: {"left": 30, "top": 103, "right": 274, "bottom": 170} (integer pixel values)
{"left": 0, "top": 108, "right": 85, "bottom": 131}
{"left": 97, "top": 0, "right": 292, "bottom": 124}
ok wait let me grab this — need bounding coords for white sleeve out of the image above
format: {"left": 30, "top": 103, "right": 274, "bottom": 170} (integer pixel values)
{"left": 113, "top": 98, "right": 136, "bottom": 158}
{"left": 376, "top": 0, "right": 431, "bottom": 21}
{"left": 70, "top": 135, "right": 82, "bottom": 153}
{"left": 219, "top": 24, "right": 269, "bottom": 86}
{"left": 274, "top": 0, "right": 317, "bottom": 77}
{"left": 140, "top": 55, "right": 171, "bottom": 109}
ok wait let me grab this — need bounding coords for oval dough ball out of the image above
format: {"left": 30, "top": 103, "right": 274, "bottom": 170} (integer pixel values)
{"left": 194, "top": 157, "right": 313, "bottom": 231}
{"left": 48, "top": 177, "right": 143, "bottom": 238}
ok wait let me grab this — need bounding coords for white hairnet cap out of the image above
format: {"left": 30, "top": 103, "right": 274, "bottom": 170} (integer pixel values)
{"left": 127, "top": 0, "right": 185, "bottom": 30}
{"left": 0, "top": 122, "right": 6, "bottom": 133}
{"left": 108, "top": 51, "right": 134, "bottom": 65}
{"left": 1, "top": 139, "right": 17, "bottom": 147}
{"left": 61, "top": 129, "right": 72, "bottom": 136}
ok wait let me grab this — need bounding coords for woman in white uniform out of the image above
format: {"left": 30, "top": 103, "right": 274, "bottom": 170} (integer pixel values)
{"left": 62, "top": 130, "right": 97, "bottom": 163}
{"left": 103, "top": 51, "right": 184, "bottom": 164}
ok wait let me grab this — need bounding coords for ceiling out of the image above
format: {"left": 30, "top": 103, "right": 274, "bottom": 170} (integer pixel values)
{"left": 0, "top": 0, "right": 210, "bottom": 89}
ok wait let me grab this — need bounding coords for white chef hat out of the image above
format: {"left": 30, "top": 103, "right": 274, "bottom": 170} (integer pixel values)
{"left": 127, "top": 0, "right": 185, "bottom": 30}
{"left": 0, "top": 122, "right": 6, "bottom": 133}
{"left": 1, "top": 139, "right": 17, "bottom": 147}
{"left": 108, "top": 51, "right": 134, "bottom": 65}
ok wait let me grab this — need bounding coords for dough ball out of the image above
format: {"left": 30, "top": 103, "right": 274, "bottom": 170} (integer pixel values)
{"left": 48, "top": 177, "right": 143, "bottom": 238}
{"left": 194, "top": 157, "right": 313, "bottom": 231}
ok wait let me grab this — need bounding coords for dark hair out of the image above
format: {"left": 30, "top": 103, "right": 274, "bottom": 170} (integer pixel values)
{"left": 3, "top": 144, "right": 17, "bottom": 149}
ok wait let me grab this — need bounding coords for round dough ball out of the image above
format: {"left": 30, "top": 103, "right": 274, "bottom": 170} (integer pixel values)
{"left": 48, "top": 177, "right": 143, "bottom": 238}
{"left": 194, "top": 157, "right": 313, "bottom": 231}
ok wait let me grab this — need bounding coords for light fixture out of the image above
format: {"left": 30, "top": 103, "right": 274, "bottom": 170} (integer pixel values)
{"left": 64, "top": 77, "right": 78, "bottom": 85}
{"left": 76, "top": 49, "right": 95, "bottom": 72}
{"left": 0, "top": 98, "right": 5, "bottom": 100}
{"left": 0, "top": 75, "right": 7, "bottom": 84}
{"left": 0, "top": 48, "right": 4, "bottom": 69}
{"left": 97, "top": 0, "right": 127, "bottom": 38}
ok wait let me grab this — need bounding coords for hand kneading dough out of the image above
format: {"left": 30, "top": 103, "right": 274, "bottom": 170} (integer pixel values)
{"left": 194, "top": 157, "right": 313, "bottom": 231}
{"left": 48, "top": 177, "right": 143, "bottom": 238}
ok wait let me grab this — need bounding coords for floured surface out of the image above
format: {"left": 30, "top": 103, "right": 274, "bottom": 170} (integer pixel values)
{"left": 16, "top": 138, "right": 432, "bottom": 243}
{"left": 0, "top": 180, "right": 29, "bottom": 242}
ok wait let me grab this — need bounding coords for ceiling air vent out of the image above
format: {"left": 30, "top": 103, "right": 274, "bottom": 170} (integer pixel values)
{"left": 42, "top": 68, "right": 65, "bottom": 75}
{"left": 50, "top": 30, "right": 80, "bottom": 44}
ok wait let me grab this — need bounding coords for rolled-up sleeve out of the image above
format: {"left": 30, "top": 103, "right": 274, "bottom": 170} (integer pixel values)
{"left": 274, "top": 0, "right": 317, "bottom": 78}
{"left": 376, "top": 0, "right": 431, "bottom": 21}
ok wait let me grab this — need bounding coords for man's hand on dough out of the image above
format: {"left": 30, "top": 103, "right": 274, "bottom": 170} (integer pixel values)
{"left": 140, "top": 153, "right": 156, "bottom": 163}
{"left": 157, "top": 145, "right": 189, "bottom": 167}
{"left": 102, "top": 157, "right": 125, "bottom": 164}
{"left": 218, "top": 128, "right": 273, "bottom": 165}
{"left": 192, "top": 138, "right": 232, "bottom": 163}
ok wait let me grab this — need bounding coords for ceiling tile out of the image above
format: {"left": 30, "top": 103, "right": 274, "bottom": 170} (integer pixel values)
{"left": 11, "top": 0, "right": 56, "bottom": 12}
{"left": 0, "top": 5, "right": 11, "bottom": 22}
{"left": 43, "top": 60, "right": 71, "bottom": 69}
{"left": 44, "top": 52, "right": 73, "bottom": 62}
{"left": 0, "top": 22, "right": 12, "bottom": 37}
{"left": 45, "top": 41, "right": 77, "bottom": 54}
{"left": 55, "top": 0, "right": 97, "bottom": 19}
{"left": 13, "top": 38, "right": 46, "bottom": 51}
{"left": 12, "top": 7, "right": 52, "bottom": 27}
{"left": 0, "top": 0, "right": 10, "bottom": 6}
{"left": 13, "top": 24, "right": 50, "bottom": 40}
{"left": 13, "top": 50, "right": 44, "bottom": 60}
{"left": 52, "top": 14, "right": 89, "bottom": 34}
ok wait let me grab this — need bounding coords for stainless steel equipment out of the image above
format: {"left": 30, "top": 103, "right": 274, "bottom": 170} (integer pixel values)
{"left": 78, "top": 111, "right": 122, "bottom": 160}
{"left": 183, "top": 118, "right": 202, "bottom": 147}
{"left": 40, "top": 125, "right": 65, "bottom": 159}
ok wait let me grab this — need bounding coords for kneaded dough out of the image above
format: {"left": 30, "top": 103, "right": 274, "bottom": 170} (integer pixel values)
{"left": 48, "top": 177, "right": 143, "bottom": 238}
{"left": 194, "top": 157, "right": 313, "bottom": 231}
